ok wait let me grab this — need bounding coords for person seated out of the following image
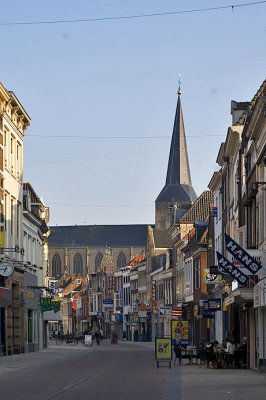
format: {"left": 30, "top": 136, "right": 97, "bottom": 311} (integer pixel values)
{"left": 205, "top": 340, "right": 217, "bottom": 367}
{"left": 235, "top": 337, "right": 247, "bottom": 368}
{"left": 223, "top": 337, "right": 236, "bottom": 367}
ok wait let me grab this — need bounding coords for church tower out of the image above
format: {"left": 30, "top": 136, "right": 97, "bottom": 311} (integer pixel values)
{"left": 155, "top": 83, "right": 197, "bottom": 230}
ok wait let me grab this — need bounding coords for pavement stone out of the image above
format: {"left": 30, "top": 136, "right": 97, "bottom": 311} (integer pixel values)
{"left": 0, "top": 340, "right": 265, "bottom": 400}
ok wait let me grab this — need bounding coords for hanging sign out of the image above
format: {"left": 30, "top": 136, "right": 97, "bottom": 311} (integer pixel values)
{"left": 225, "top": 234, "right": 262, "bottom": 275}
{"left": 216, "top": 252, "right": 248, "bottom": 285}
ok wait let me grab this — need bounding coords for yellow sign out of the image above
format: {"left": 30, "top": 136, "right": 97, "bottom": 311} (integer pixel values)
{"left": 155, "top": 337, "right": 172, "bottom": 360}
{"left": 171, "top": 320, "right": 189, "bottom": 344}
{"left": 25, "top": 291, "right": 35, "bottom": 300}
{"left": 203, "top": 269, "right": 221, "bottom": 284}
{"left": 0, "top": 231, "right": 4, "bottom": 248}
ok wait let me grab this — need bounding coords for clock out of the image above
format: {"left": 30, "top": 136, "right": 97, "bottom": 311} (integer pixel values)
{"left": 0, "top": 261, "right": 14, "bottom": 277}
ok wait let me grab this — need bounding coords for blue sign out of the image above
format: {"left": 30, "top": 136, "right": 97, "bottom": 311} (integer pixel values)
{"left": 211, "top": 207, "right": 218, "bottom": 217}
{"left": 103, "top": 298, "right": 113, "bottom": 305}
{"left": 207, "top": 298, "right": 222, "bottom": 312}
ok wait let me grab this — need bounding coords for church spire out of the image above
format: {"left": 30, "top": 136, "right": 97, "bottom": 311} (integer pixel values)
{"left": 155, "top": 80, "right": 197, "bottom": 230}
{"left": 165, "top": 85, "right": 192, "bottom": 186}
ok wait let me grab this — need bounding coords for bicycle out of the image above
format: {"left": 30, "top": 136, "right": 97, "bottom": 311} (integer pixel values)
{"left": 56, "top": 335, "right": 64, "bottom": 345}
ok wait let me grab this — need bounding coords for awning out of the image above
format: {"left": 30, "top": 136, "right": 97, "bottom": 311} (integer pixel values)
{"left": 224, "top": 287, "right": 254, "bottom": 306}
{"left": 42, "top": 310, "right": 62, "bottom": 321}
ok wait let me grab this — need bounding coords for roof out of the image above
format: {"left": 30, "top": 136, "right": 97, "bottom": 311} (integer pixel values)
{"left": 128, "top": 255, "right": 146, "bottom": 269}
{"left": 48, "top": 224, "right": 152, "bottom": 247}
{"left": 180, "top": 190, "right": 213, "bottom": 223}
{"left": 153, "top": 229, "right": 172, "bottom": 248}
{"left": 156, "top": 183, "right": 197, "bottom": 203}
{"left": 156, "top": 93, "right": 197, "bottom": 204}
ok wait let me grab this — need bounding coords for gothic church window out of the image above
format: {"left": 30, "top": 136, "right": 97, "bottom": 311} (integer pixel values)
{"left": 51, "top": 253, "right": 61, "bottom": 278}
{"left": 95, "top": 252, "right": 103, "bottom": 268}
{"left": 73, "top": 252, "right": 83, "bottom": 275}
{"left": 117, "top": 252, "right": 126, "bottom": 269}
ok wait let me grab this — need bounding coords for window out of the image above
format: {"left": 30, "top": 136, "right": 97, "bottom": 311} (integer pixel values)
{"left": 73, "top": 253, "right": 83, "bottom": 275}
{"left": 194, "top": 259, "right": 200, "bottom": 290}
{"left": 17, "top": 202, "right": 21, "bottom": 239}
{"left": 95, "top": 252, "right": 103, "bottom": 268}
{"left": 51, "top": 253, "right": 61, "bottom": 278}
{"left": 11, "top": 197, "right": 14, "bottom": 236}
{"left": 117, "top": 252, "right": 126, "bottom": 269}
{"left": 28, "top": 310, "right": 33, "bottom": 343}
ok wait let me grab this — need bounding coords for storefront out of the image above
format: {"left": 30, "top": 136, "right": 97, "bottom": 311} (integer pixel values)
{"left": 253, "top": 278, "right": 266, "bottom": 372}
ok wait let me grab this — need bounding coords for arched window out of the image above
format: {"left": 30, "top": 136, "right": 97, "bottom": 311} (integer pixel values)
{"left": 95, "top": 252, "right": 103, "bottom": 268}
{"left": 73, "top": 253, "right": 83, "bottom": 275}
{"left": 117, "top": 252, "right": 126, "bottom": 269}
{"left": 51, "top": 253, "right": 61, "bottom": 278}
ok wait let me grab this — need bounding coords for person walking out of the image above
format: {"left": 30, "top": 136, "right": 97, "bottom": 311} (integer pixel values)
{"left": 95, "top": 331, "right": 101, "bottom": 345}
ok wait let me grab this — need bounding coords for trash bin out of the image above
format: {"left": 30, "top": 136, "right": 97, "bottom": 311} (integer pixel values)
{"left": 140, "top": 334, "right": 147, "bottom": 342}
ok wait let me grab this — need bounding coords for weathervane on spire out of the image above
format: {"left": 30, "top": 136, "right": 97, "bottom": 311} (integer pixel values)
{"left": 178, "top": 74, "right": 182, "bottom": 95}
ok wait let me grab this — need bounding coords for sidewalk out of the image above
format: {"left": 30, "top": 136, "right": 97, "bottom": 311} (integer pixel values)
{"left": 180, "top": 363, "right": 266, "bottom": 400}
{"left": 0, "top": 342, "right": 92, "bottom": 375}
{"left": 0, "top": 339, "right": 153, "bottom": 375}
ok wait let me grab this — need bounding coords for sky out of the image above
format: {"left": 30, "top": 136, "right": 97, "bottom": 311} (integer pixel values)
{"left": 1, "top": 0, "right": 266, "bottom": 226}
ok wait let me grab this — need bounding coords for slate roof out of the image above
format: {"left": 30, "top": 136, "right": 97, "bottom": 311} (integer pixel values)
{"left": 153, "top": 229, "right": 172, "bottom": 248}
{"left": 48, "top": 225, "right": 152, "bottom": 247}
{"left": 179, "top": 190, "right": 213, "bottom": 223}
{"left": 156, "top": 183, "right": 197, "bottom": 203}
{"left": 156, "top": 93, "right": 197, "bottom": 204}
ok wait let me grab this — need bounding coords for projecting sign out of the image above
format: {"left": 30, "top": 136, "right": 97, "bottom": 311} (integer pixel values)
{"left": 216, "top": 252, "right": 248, "bottom": 285}
{"left": 225, "top": 234, "right": 262, "bottom": 275}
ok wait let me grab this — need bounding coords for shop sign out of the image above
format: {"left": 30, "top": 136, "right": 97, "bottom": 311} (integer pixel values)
{"left": 204, "top": 298, "right": 222, "bottom": 312}
{"left": 40, "top": 298, "right": 61, "bottom": 313}
{"left": 103, "top": 298, "right": 113, "bottom": 307}
{"left": 224, "top": 295, "right": 235, "bottom": 306}
{"left": 159, "top": 307, "right": 172, "bottom": 315}
{"left": 25, "top": 291, "right": 35, "bottom": 300}
{"left": 152, "top": 280, "right": 156, "bottom": 300}
{"left": 203, "top": 269, "right": 221, "bottom": 284}
{"left": 225, "top": 234, "right": 262, "bottom": 275}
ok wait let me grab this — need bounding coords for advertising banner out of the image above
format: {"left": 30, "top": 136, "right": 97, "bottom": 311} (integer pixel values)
{"left": 171, "top": 320, "right": 189, "bottom": 345}
{"left": 216, "top": 252, "right": 248, "bottom": 285}
{"left": 224, "top": 234, "right": 263, "bottom": 275}
{"left": 155, "top": 337, "right": 172, "bottom": 361}
{"left": 84, "top": 335, "right": 92, "bottom": 347}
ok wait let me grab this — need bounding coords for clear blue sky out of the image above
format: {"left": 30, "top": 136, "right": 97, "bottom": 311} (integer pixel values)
{"left": 1, "top": 1, "right": 266, "bottom": 226}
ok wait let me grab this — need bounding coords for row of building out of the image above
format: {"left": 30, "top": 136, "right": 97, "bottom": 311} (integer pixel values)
{"left": 1, "top": 79, "right": 266, "bottom": 374}
{"left": 0, "top": 82, "right": 50, "bottom": 355}
{"left": 47, "top": 80, "right": 266, "bottom": 372}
